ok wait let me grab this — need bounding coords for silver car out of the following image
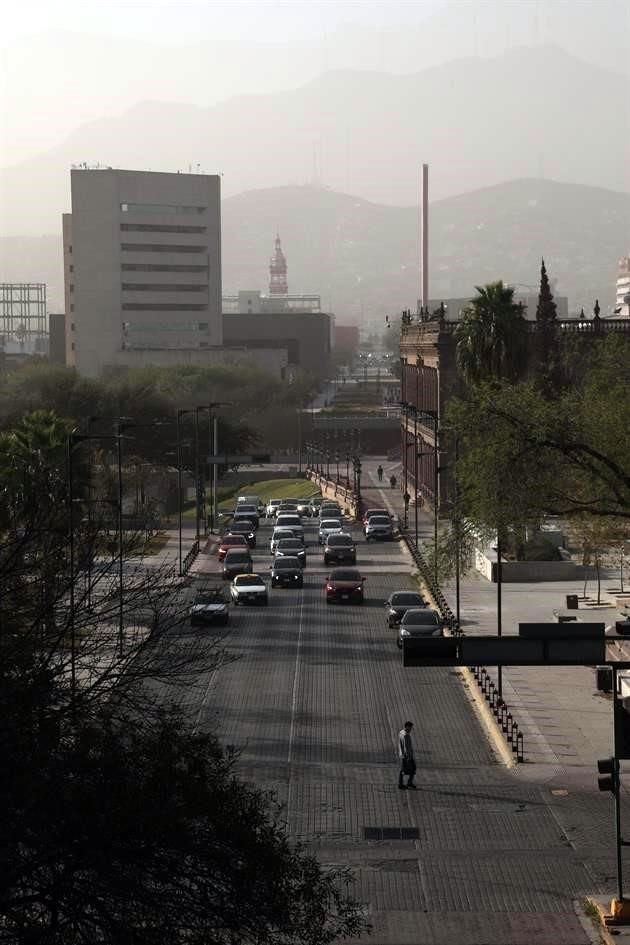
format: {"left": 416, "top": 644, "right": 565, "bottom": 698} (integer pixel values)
{"left": 397, "top": 609, "right": 443, "bottom": 648}
{"left": 318, "top": 517, "right": 344, "bottom": 545}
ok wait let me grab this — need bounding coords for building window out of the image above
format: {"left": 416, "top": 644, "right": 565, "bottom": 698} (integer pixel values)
{"left": 121, "top": 243, "right": 206, "bottom": 254}
{"left": 120, "top": 224, "right": 206, "bottom": 234}
{"left": 68, "top": 245, "right": 72, "bottom": 253}
{"left": 69, "top": 265, "right": 74, "bottom": 272}
{"left": 71, "top": 322, "right": 75, "bottom": 331}
{"left": 199, "top": 342, "right": 209, "bottom": 348}
{"left": 120, "top": 202, "right": 206, "bottom": 215}
{"left": 69, "top": 284, "right": 74, "bottom": 293}
{"left": 198, "top": 322, "right": 208, "bottom": 330}
{"left": 70, "top": 304, "right": 74, "bottom": 312}
{"left": 121, "top": 283, "right": 207, "bottom": 292}
{"left": 121, "top": 263, "right": 208, "bottom": 273}
{"left": 121, "top": 303, "right": 208, "bottom": 311}
{"left": 71, "top": 342, "right": 75, "bottom": 350}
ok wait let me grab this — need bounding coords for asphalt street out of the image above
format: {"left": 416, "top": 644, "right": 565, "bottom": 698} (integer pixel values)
{"left": 183, "top": 497, "right": 612, "bottom": 944}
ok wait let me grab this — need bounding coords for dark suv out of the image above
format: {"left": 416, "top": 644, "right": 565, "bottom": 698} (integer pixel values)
{"left": 270, "top": 557, "right": 304, "bottom": 588}
{"left": 222, "top": 548, "right": 253, "bottom": 580}
{"left": 323, "top": 533, "right": 356, "bottom": 565}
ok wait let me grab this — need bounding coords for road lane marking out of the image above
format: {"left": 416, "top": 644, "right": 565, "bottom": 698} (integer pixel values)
{"left": 287, "top": 587, "right": 305, "bottom": 766}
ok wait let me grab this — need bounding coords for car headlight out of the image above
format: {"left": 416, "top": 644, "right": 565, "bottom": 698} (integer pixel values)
{"left": 400, "top": 628, "right": 410, "bottom": 636}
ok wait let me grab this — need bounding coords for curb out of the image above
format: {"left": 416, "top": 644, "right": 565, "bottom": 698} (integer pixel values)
{"left": 457, "top": 665, "right": 516, "bottom": 768}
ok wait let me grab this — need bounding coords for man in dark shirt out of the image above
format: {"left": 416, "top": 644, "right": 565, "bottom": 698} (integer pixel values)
{"left": 398, "top": 721, "right": 417, "bottom": 790}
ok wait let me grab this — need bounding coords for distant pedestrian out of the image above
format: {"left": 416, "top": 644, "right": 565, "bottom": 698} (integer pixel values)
{"left": 398, "top": 721, "right": 417, "bottom": 790}
{"left": 389, "top": 474, "right": 397, "bottom": 490}
{"left": 377, "top": 465, "right": 384, "bottom": 482}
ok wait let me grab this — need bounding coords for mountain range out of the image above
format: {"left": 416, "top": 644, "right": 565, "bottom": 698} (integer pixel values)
{"left": 2, "top": 178, "right": 626, "bottom": 320}
{"left": 1, "top": 46, "right": 629, "bottom": 236}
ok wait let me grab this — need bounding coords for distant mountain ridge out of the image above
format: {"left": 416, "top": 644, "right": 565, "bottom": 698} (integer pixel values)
{"left": 2, "top": 178, "right": 626, "bottom": 320}
{"left": 1, "top": 46, "right": 628, "bottom": 235}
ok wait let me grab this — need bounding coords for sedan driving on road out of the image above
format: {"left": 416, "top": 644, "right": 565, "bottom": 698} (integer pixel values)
{"left": 270, "top": 527, "right": 302, "bottom": 554}
{"left": 325, "top": 567, "right": 366, "bottom": 604}
{"left": 397, "top": 608, "right": 443, "bottom": 648}
{"left": 270, "top": 556, "right": 304, "bottom": 588}
{"left": 222, "top": 548, "right": 253, "bottom": 580}
{"left": 189, "top": 589, "right": 230, "bottom": 626}
{"left": 274, "top": 537, "right": 306, "bottom": 567}
{"left": 266, "top": 498, "right": 283, "bottom": 518}
{"left": 224, "top": 521, "right": 256, "bottom": 548}
{"left": 230, "top": 573, "right": 269, "bottom": 606}
{"left": 323, "top": 533, "right": 356, "bottom": 565}
{"left": 318, "top": 518, "right": 344, "bottom": 544}
{"left": 386, "top": 591, "right": 426, "bottom": 627}
{"left": 365, "top": 515, "right": 394, "bottom": 541}
{"left": 217, "top": 534, "right": 249, "bottom": 560}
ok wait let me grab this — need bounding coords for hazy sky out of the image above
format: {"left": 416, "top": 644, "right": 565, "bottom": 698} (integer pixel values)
{"left": 2, "top": 0, "right": 441, "bottom": 43}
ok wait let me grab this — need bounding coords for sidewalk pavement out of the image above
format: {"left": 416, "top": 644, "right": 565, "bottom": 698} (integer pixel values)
{"left": 361, "top": 455, "right": 626, "bottom": 771}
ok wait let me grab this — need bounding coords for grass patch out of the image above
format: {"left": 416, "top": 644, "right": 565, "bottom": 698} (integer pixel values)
{"left": 219, "top": 478, "right": 319, "bottom": 510}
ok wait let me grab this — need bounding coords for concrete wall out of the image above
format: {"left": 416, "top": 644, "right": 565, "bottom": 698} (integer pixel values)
{"left": 475, "top": 544, "right": 589, "bottom": 583}
{"left": 67, "top": 168, "right": 221, "bottom": 377}
{"left": 223, "top": 311, "right": 331, "bottom": 374}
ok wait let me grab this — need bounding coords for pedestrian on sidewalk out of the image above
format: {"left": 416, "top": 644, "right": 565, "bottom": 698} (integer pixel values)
{"left": 377, "top": 464, "right": 384, "bottom": 482}
{"left": 389, "top": 474, "right": 397, "bottom": 490}
{"left": 398, "top": 721, "right": 417, "bottom": 790}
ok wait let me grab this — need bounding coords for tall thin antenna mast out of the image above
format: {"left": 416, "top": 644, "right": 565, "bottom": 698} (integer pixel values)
{"left": 420, "top": 163, "right": 429, "bottom": 309}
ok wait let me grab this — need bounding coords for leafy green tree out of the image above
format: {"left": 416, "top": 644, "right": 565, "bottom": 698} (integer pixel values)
{"left": 447, "top": 337, "right": 630, "bottom": 531}
{"left": 455, "top": 281, "right": 527, "bottom": 386}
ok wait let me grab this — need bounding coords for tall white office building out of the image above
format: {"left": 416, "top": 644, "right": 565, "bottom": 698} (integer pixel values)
{"left": 64, "top": 168, "right": 222, "bottom": 376}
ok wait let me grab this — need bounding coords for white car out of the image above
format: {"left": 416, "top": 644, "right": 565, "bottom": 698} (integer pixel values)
{"left": 230, "top": 573, "right": 269, "bottom": 606}
{"left": 275, "top": 514, "right": 304, "bottom": 540}
{"left": 266, "top": 498, "right": 283, "bottom": 518}
{"left": 238, "top": 494, "right": 264, "bottom": 515}
{"left": 318, "top": 518, "right": 344, "bottom": 544}
{"left": 270, "top": 526, "right": 301, "bottom": 554}
{"left": 296, "top": 498, "right": 314, "bottom": 517}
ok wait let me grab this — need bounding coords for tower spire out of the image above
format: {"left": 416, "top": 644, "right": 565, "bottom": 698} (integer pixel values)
{"left": 269, "top": 234, "right": 288, "bottom": 296}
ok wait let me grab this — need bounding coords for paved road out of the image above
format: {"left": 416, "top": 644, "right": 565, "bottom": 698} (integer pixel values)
{"left": 181, "top": 499, "right": 613, "bottom": 944}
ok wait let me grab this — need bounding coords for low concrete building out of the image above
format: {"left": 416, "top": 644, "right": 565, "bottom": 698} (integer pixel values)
{"left": 222, "top": 307, "right": 332, "bottom": 375}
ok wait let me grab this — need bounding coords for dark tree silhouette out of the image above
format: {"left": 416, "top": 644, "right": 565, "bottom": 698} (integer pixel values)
{"left": 534, "top": 258, "right": 560, "bottom": 393}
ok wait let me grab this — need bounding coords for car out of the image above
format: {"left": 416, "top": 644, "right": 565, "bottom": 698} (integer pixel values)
{"left": 308, "top": 497, "right": 323, "bottom": 517}
{"left": 217, "top": 533, "right": 249, "bottom": 560}
{"left": 266, "top": 498, "right": 283, "bottom": 518}
{"left": 270, "top": 556, "right": 304, "bottom": 588}
{"left": 323, "top": 533, "right": 356, "bottom": 565}
{"left": 320, "top": 502, "right": 342, "bottom": 516}
{"left": 278, "top": 501, "right": 299, "bottom": 515}
{"left": 237, "top": 494, "right": 264, "bottom": 515}
{"left": 365, "top": 515, "right": 394, "bottom": 541}
{"left": 318, "top": 518, "right": 344, "bottom": 544}
{"left": 296, "top": 498, "right": 313, "bottom": 517}
{"left": 275, "top": 513, "right": 304, "bottom": 540}
{"left": 363, "top": 508, "right": 390, "bottom": 526}
{"left": 397, "top": 608, "right": 444, "bottom": 648}
{"left": 274, "top": 537, "right": 307, "bottom": 567}
{"left": 270, "top": 526, "right": 301, "bottom": 554}
{"left": 233, "top": 504, "right": 259, "bottom": 528}
{"left": 386, "top": 591, "right": 427, "bottom": 627}
{"left": 325, "top": 567, "right": 366, "bottom": 604}
{"left": 224, "top": 521, "right": 256, "bottom": 548}
{"left": 189, "top": 588, "right": 230, "bottom": 625}
{"left": 222, "top": 548, "right": 253, "bottom": 580}
{"left": 230, "top": 573, "right": 268, "bottom": 606}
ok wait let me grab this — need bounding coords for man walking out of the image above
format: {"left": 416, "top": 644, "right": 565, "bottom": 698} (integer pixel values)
{"left": 398, "top": 721, "right": 417, "bottom": 790}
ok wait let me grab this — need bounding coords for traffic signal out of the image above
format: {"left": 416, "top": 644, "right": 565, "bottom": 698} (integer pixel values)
{"left": 597, "top": 757, "right": 618, "bottom": 793}
{"left": 615, "top": 696, "right": 630, "bottom": 759}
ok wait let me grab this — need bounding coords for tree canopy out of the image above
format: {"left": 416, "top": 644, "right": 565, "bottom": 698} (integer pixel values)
{"left": 454, "top": 281, "right": 528, "bottom": 386}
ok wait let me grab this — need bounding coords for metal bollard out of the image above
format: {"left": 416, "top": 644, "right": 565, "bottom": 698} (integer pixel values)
{"left": 517, "top": 732, "right": 524, "bottom": 763}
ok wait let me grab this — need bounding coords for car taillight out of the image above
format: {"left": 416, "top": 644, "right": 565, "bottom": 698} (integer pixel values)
{"left": 326, "top": 584, "right": 333, "bottom": 591}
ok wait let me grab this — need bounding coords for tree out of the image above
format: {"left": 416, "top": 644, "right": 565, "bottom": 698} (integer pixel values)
{"left": 0, "top": 413, "right": 368, "bottom": 944}
{"left": 455, "top": 281, "right": 528, "bottom": 386}
{"left": 447, "top": 337, "right": 630, "bottom": 531}
{"left": 572, "top": 516, "right": 629, "bottom": 604}
{"left": 534, "top": 258, "right": 559, "bottom": 393}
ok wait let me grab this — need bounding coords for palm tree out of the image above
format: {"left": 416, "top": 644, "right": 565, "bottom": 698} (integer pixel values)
{"left": 455, "top": 281, "right": 528, "bottom": 386}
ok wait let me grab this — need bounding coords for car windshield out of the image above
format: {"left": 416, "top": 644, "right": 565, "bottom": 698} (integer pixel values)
{"left": 196, "top": 591, "right": 224, "bottom": 603}
{"left": 391, "top": 593, "right": 424, "bottom": 605}
{"left": 369, "top": 516, "right": 391, "bottom": 525}
{"left": 367, "top": 510, "right": 387, "bottom": 517}
{"left": 321, "top": 519, "right": 341, "bottom": 528}
{"left": 269, "top": 499, "right": 282, "bottom": 506}
{"left": 277, "top": 515, "right": 300, "bottom": 523}
{"left": 235, "top": 574, "right": 264, "bottom": 586}
{"left": 227, "top": 525, "right": 250, "bottom": 534}
{"left": 327, "top": 535, "right": 353, "bottom": 546}
{"left": 225, "top": 551, "right": 250, "bottom": 562}
{"left": 277, "top": 540, "right": 302, "bottom": 550}
{"left": 237, "top": 505, "right": 257, "bottom": 514}
{"left": 332, "top": 569, "right": 361, "bottom": 581}
{"left": 274, "top": 558, "right": 300, "bottom": 569}
{"left": 401, "top": 609, "right": 439, "bottom": 626}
